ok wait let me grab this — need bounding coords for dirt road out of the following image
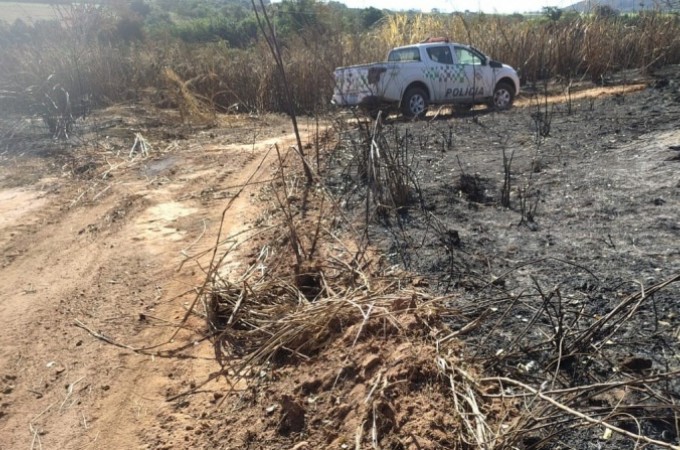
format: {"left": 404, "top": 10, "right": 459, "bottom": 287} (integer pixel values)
{"left": 0, "top": 111, "right": 309, "bottom": 449}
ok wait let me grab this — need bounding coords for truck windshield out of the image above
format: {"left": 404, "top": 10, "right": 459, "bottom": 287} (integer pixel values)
{"left": 454, "top": 47, "right": 484, "bottom": 65}
{"left": 388, "top": 47, "right": 421, "bottom": 62}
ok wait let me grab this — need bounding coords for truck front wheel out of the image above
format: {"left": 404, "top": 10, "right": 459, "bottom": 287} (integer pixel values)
{"left": 401, "top": 87, "right": 428, "bottom": 118}
{"left": 491, "top": 82, "right": 515, "bottom": 111}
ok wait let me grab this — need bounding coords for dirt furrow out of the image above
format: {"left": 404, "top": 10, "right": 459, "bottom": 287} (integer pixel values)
{"left": 0, "top": 120, "right": 303, "bottom": 448}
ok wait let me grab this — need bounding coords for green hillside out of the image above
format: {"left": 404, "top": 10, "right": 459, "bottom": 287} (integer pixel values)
{"left": 565, "top": 0, "right": 679, "bottom": 12}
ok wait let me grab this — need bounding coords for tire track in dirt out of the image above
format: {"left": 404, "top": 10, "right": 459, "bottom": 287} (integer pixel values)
{"left": 514, "top": 83, "right": 647, "bottom": 107}
{"left": 89, "top": 134, "right": 302, "bottom": 450}
{"left": 0, "top": 126, "right": 305, "bottom": 449}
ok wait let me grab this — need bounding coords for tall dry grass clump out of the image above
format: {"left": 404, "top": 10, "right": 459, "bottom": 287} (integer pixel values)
{"left": 371, "top": 12, "right": 680, "bottom": 82}
{"left": 0, "top": 5, "right": 149, "bottom": 116}
{"left": 1, "top": 6, "right": 680, "bottom": 120}
{"left": 162, "top": 67, "right": 216, "bottom": 125}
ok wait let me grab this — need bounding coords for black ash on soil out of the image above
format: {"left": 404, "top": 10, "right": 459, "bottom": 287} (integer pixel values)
{"left": 325, "top": 67, "right": 680, "bottom": 449}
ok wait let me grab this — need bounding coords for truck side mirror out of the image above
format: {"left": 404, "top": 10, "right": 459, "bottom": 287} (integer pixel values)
{"left": 489, "top": 60, "right": 503, "bottom": 69}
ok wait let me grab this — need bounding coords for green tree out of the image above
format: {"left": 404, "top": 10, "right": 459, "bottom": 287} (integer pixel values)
{"left": 276, "top": 0, "right": 323, "bottom": 36}
{"left": 130, "top": 0, "right": 151, "bottom": 18}
{"left": 542, "top": 6, "right": 562, "bottom": 21}
{"left": 594, "top": 5, "right": 619, "bottom": 19}
{"left": 360, "top": 7, "right": 384, "bottom": 29}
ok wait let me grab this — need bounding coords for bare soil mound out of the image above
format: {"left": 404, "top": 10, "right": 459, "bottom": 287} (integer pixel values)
{"left": 204, "top": 304, "right": 472, "bottom": 450}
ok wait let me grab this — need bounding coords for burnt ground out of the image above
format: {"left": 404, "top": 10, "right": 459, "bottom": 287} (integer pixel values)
{"left": 326, "top": 66, "right": 680, "bottom": 448}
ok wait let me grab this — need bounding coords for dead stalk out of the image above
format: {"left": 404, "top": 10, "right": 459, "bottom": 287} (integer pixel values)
{"left": 484, "top": 377, "right": 680, "bottom": 450}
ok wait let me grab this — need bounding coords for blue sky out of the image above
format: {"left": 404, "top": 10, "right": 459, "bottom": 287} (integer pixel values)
{"left": 339, "top": 0, "right": 574, "bottom": 14}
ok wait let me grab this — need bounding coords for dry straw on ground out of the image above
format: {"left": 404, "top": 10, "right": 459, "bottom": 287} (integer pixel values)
{"left": 197, "top": 139, "right": 680, "bottom": 448}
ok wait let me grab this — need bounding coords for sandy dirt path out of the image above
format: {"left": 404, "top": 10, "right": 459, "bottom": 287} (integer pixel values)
{"left": 0, "top": 114, "right": 312, "bottom": 449}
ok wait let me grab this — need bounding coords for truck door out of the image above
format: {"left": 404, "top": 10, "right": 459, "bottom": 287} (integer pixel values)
{"left": 423, "top": 45, "right": 455, "bottom": 103}
{"left": 451, "top": 46, "right": 492, "bottom": 102}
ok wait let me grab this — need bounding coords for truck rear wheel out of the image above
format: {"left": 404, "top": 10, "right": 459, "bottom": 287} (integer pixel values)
{"left": 401, "top": 87, "right": 428, "bottom": 118}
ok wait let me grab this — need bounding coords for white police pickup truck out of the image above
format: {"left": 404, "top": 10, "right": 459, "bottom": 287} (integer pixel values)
{"left": 331, "top": 38, "right": 520, "bottom": 118}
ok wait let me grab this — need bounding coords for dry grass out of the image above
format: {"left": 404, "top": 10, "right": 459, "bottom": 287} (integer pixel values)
{"left": 202, "top": 180, "right": 493, "bottom": 445}
{"left": 208, "top": 267, "right": 436, "bottom": 365}
{"left": 2, "top": 7, "right": 679, "bottom": 120}
{"left": 162, "top": 67, "right": 216, "bottom": 126}
{"left": 371, "top": 12, "right": 680, "bottom": 82}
